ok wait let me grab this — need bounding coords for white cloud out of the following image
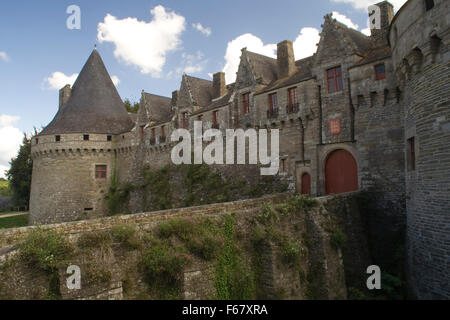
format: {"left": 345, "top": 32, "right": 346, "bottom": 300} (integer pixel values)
{"left": 361, "top": 28, "right": 371, "bottom": 36}
{"left": 176, "top": 51, "right": 207, "bottom": 75}
{"left": 0, "top": 115, "right": 23, "bottom": 179}
{"left": 293, "top": 27, "right": 321, "bottom": 60}
{"left": 111, "top": 75, "right": 120, "bottom": 86}
{"left": 0, "top": 115, "right": 20, "bottom": 127}
{"left": 330, "top": 0, "right": 407, "bottom": 11}
{"left": 44, "top": 71, "right": 119, "bottom": 90}
{"left": 192, "top": 23, "right": 211, "bottom": 36}
{"left": 0, "top": 51, "right": 10, "bottom": 62}
{"left": 97, "top": 5, "right": 186, "bottom": 77}
{"left": 222, "top": 33, "right": 277, "bottom": 84}
{"left": 45, "top": 72, "right": 78, "bottom": 90}
{"left": 332, "top": 11, "right": 359, "bottom": 29}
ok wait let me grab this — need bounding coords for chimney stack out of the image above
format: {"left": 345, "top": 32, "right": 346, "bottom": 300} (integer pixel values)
{"left": 277, "top": 40, "right": 296, "bottom": 79}
{"left": 172, "top": 90, "right": 179, "bottom": 106}
{"left": 369, "top": 1, "right": 394, "bottom": 46}
{"left": 212, "top": 72, "right": 227, "bottom": 99}
{"left": 59, "top": 84, "right": 71, "bottom": 110}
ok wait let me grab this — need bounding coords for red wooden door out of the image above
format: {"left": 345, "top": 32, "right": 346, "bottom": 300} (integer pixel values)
{"left": 325, "top": 149, "right": 358, "bottom": 194}
{"left": 301, "top": 173, "right": 311, "bottom": 195}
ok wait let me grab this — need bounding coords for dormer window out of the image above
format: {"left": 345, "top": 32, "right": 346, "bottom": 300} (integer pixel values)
{"left": 425, "top": 0, "right": 434, "bottom": 11}
{"left": 140, "top": 125, "right": 145, "bottom": 141}
{"left": 83, "top": 135, "right": 89, "bottom": 141}
{"left": 182, "top": 112, "right": 188, "bottom": 129}
{"left": 242, "top": 93, "right": 250, "bottom": 114}
{"left": 375, "top": 63, "right": 386, "bottom": 80}
{"left": 327, "top": 67, "right": 343, "bottom": 93}
{"left": 212, "top": 111, "right": 219, "bottom": 129}
{"left": 55, "top": 135, "right": 60, "bottom": 142}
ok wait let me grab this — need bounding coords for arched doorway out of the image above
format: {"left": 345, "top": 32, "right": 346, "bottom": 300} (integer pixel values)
{"left": 301, "top": 173, "right": 311, "bottom": 195}
{"left": 325, "top": 149, "right": 358, "bottom": 194}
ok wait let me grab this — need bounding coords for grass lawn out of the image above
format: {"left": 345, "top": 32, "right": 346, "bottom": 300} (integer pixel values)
{"left": 0, "top": 214, "right": 29, "bottom": 229}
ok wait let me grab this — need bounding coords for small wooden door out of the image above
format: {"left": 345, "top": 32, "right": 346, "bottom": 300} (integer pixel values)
{"left": 301, "top": 173, "right": 311, "bottom": 195}
{"left": 325, "top": 149, "right": 358, "bottom": 194}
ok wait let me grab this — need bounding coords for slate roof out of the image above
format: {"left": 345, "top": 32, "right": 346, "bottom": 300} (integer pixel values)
{"left": 255, "top": 56, "right": 314, "bottom": 95}
{"left": 351, "top": 45, "right": 392, "bottom": 68}
{"left": 246, "top": 51, "right": 278, "bottom": 84}
{"left": 40, "top": 49, "right": 134, "bottom": 135}
{"left": 142, "top": 93, "right": 173, "bottom": 124}
{"left": 184, "top": 75, "right": 214, "bottom": 108}
{"left": 332, "top": 19, "right": 372, "bottom": 56}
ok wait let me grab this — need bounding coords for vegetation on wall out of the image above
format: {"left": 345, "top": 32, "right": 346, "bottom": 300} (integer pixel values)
{"left": 106, "top": 163, "right": 289, "bottom": 215}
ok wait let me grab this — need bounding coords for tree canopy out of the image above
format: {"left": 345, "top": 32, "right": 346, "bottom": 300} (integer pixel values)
{"left": 6, "top": 129, "right": 37, "bottom": 208}
{"left": 124, "top": 99, "right": 139, "bottom": 113}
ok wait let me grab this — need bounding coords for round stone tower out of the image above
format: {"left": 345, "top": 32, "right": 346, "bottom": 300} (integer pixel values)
{"left": 29, "top": 49, "right": 134, "bottom": 224}
{"left": 389, "top": 0, "right": 450, "bottom": 299}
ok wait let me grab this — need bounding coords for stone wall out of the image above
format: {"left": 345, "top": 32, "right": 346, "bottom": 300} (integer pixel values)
{"left": 389, "top": 0, "right": 450, "bottom": 299}
{"left": 0, "top": 193, "right": 371, "bottom": 300}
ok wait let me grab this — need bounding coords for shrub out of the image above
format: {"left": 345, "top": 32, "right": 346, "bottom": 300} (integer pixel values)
{"left": 77, "top": 231, "right": 112, "bottom": 249}
{"left": 330, "top": 228, "right": 347, "bottom": 250}
{"left": 280, "top": 240, "right": 301, "bottom": 266}
{"left": 112, "top": 223, "right": 140, "bottom": 249}
{"left": 18, "top": 228, "right": 73, "bottom": 272}
{"left": 140, "top": 239, "right": 192, "bottom": 298}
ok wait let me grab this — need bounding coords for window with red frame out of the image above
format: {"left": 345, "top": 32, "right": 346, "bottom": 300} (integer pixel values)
{"left": 213, "top": 111, "right": 219, "bottom": 125}
{"left": 375, "top": 63, "right": 386, "bottom": 80}
{"left": 288, "top": 88, "right": 297, "bottom": 105}
{"left": 161, "top": 126, "right": 165, "bottom": 137}
{"left": 242, "top": 93, "right": 250, "bottom": 114}
{"left": 327, "top": 67, "right": 343, "bottom": 93}
{"left": 280, "top": 159, "right": 287, "bottom": 173}
{"left": 182, "top": 112, "right": 188, "bottom": 128}
{"left": 95, "top": 165, "right": 107, "bottom": 179}
{"left": 151, "top": 128, "right": 156, "bottom": 139}
{"left": 407, "top": 137, "right": 416, "bottom": 171}
{"left": 140, "top": 125, "right": 145, "bottom": 141}
{"left": 268, "top": 93, "right": 278, "bottom": 111}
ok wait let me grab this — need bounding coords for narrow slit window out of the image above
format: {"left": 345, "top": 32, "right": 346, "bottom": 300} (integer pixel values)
{"left": 242, "top": 93, "right": 250, "bottom": 114}
{"left": 407, "top": 137, "right": 416, "bottom": 171}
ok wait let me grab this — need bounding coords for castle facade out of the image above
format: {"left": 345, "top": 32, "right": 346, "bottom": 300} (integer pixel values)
{"left": 29, "top": 0, "right": 449, "bottom": 299}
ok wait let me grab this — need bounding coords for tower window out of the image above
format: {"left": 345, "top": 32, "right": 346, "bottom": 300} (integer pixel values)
{"left": 55, "top": 135, "right": 60, "bottom": 142}
{"left": 327, "top": 67, "right": 343, "bottom": 93}
{"left": 95, "top": 165, "right": 107, "bottom": 179}
{"left": 375, "top": 63, "right": 386, "bottom": 80}
{"left": 107, "top": 135, "right": 112, "bottom": 141}
{"left": 425, "top": 0, "right": 434, "bottom": 11}
{"left": 280, "top": 159, "right": 287, "bottom": 173}
{"left": 35, "top": 138, "right": 39, "bottom": 145}
{"left": 242, "top": 93, "right": 250, "bottom": 114}
{"left": 407, "top": 137, "right": 416, "bottom": 171}
{"left": 83, "top": 135, "right": 89, "bottom": 141}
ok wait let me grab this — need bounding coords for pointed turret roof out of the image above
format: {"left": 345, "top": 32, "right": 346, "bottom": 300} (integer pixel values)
{"left": 40, "top": 49, "right": 134, "bottom": 135}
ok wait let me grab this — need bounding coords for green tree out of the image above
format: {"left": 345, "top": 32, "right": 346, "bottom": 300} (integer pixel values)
{"left": 124, "top": 99, "right": 139, "bottom": 113}
{"left": 6, "top": 130, "right": 36, "bottom": 209}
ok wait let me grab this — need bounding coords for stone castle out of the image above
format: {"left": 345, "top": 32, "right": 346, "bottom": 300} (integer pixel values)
{"left": 29, "top": 0, "right": 449, "bottom": 299}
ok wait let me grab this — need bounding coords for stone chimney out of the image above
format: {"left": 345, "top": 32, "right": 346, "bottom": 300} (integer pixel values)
{"left": 277, "top": 40, "right": 296, "bottom": 79}
{"left": 59, "top": 84, "right": 71, "bottom": 110}
{"left": 212, "top": 72, "right": 226, "bottom": 99}
{"left": 172, "top": 90, "right": 179, "bottom": 106}
{"left": 369, "top": 1, "right": 394, "bottom": 46}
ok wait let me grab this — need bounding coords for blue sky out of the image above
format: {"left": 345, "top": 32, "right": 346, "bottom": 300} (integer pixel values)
{"left": 0, "top": 0, "right": 407, "bottom": 177}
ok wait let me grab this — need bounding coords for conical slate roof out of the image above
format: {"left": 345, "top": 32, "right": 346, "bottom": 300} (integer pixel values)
{"left": 40, "top": 49, "right": 134, "bottom": 135}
